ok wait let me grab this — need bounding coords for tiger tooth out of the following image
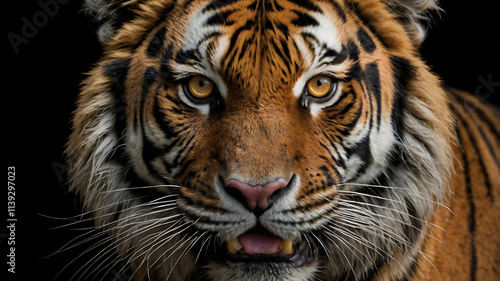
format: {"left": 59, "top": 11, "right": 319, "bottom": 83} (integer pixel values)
{"left": 279, "top": 239, "right": 293, "bottom": 255}
{"left": 226, "top": 238, "right": 243, "bottom": 254}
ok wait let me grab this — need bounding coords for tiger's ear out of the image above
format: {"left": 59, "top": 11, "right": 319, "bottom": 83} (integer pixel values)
{"left": 384, "top": 0, "right": 441, "bottom": 46}
{"left": 84, "top": 0, "right": 140, "bottom": 45}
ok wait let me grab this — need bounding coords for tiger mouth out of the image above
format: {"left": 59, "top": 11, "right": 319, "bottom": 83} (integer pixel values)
{"left": 222, "top": 229, "right": 309, "bottom": 267}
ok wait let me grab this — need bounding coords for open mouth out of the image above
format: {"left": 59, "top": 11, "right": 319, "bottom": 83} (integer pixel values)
{"left": 223, "top": 228, "right": 309, "bottom": 267}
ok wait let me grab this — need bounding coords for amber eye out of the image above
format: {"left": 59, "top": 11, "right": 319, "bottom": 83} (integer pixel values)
{"left": 306, "top": 75, "right": 333, "bottom": 98}
{"left": 187, "top": 76, "right": 214, "bottom": 99}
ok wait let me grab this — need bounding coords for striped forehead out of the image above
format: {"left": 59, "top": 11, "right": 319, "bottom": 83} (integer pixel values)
{"left": 173, "top": 3, "right": 227, "bottom": 71}
{"left": 176, "top": 0, "right": 346, "bottom": 81}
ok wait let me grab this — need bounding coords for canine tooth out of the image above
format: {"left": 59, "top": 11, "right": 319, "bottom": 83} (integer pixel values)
{"left": 226, "top": 238, "right": 242, "bottom": 254}
{"left": 279, "top": 239, "right": 293, "bottom": 255}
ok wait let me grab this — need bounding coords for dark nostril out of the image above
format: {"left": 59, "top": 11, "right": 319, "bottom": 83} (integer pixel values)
{"left": 225, "top": 178, "right": 287, "bottom": 210}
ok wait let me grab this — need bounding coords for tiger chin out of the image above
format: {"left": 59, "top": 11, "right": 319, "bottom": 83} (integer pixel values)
{"left": 66, "top": 0, "right": 500, "bottom": 280}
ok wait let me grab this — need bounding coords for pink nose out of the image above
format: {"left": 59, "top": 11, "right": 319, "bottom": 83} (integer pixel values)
{"left": 225, "top": 178, "right": 287, "bottom": 210}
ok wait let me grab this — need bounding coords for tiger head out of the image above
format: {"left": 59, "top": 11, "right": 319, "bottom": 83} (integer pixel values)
{"left": 67, "top": 0, "right": 455, "bottom": 280}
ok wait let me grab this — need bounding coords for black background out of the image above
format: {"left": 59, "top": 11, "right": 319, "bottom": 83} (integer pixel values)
{"left": 2, "top": 0, "right": 500, "bottom": 280}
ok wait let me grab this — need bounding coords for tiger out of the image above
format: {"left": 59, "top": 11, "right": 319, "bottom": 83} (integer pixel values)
{"left": 66, "top": 0, "right": 500, "bottom": 280}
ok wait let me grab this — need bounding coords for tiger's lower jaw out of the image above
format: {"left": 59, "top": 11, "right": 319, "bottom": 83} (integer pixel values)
{"left": 203, "top": 260, "right": 319, "bottom": 281}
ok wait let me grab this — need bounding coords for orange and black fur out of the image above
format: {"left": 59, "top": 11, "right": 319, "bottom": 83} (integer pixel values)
{"left": 67, "top": 0, "right": 500, "bottom": 280}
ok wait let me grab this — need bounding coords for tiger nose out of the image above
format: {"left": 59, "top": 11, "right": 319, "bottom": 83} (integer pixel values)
{"left": 225, "top": 178, "right": 287, "bottom": 210}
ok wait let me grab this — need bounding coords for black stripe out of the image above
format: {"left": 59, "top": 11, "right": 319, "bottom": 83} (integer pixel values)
{"left": 147, "top": 26, "right": 167, "bottom": 58}
{"left": 280, "top": 38, "right": 291, "bottom": 63}
{"left": 132, "top": 3, "right": 174, "bottom": 51}
{"left": 181, "top": 196, "right": 230, "bottom": 216}
{"left": 292, "top": 10, "right": 319, "bottom": 27}
{"left": 205, "top": 10, "right": 234, "bottom": 26}
{"left": 337, "top": 100, "right": 363, "bottom": 136}
{"left": 346, "top": 2, "right": 389, "bottom": 49}
{"left": 288, "top": 0, "right": 321, "bottom": 13}
{"left": 347, "top": 40, "right": 360, "bottom": 61}
{"left": 346, "top": 133, "right": 372, "bottom": 174}
{"left": 140, "top": 127, "right": 164, "bottom": 180}
{"left": 237, "top": 39, "right": 250, "bottom": 61}
{"left": 321, "top": 132, "right": 346, "bottom": 169}
{"left": 143, "top": 67, "right": 158, "bottom": 95}
{"left": 140, "top": 67, "right": 164, "bottom": 180}
{"left": 319, "top": 47, "right": 337, "bottom": 62}
{"left": 223, "top": 20, "right": 255, "bottom": 71}
{"left": 446, "top": 87, "right": 500, "bottom": 162}
{"left": 270, "top": 39, "right": 291, "bottom": 74}
{"left": 357, "top": 28, "right": 376, "bottom": 53}
{"left": 449, "top": 92, "right": 495, "bottom": 202}
{"left": 318, "top": 155, "right": 343, "bottom": 183}
{"left": 364, "top": 62, "right": 381, "bottom": 129}
{"left": 264, "top": 1, "right": 282, "bottom": 12}
{"left": 319, "top": 165, "right": 336, "bottom": 187}
{"left": 474, "top": 104, "right": 500, "bottom": 141}
{"left": 319, "top": 141, "right": 345, "bottom": 172}
{"left": 476, "top": 123, "right": 500, "bottom": 170}
{"left": 274, "top": 22, "right": 289, "bottom": 37}
{"left": 173, "top": 134, "right": 197, "bottom": 167}
{"left": 456, "top": 123, "right": 478, "bottom": 281}
{"left": 403, "top": 199, "right": 423, "bottom": 244}
{"left": 102, "top": 58, "right": 132, "bottom": 160}
{"left": 325, "top": 87, "right": 355, "bottom": 112}
{"left": 175, "top": 49, "right": 199, "bottom": 65}
{"left": 389, "top": 56, "right": 414, "bottom": 142}
{"left": 153, "top": 87, "right": 177, "bottom": 136}
{"left": 300, "top": 32, "right": 320, "bottom": 54}
{"left": 334, "top": 45, "right": 348, "bottom": 65}
{"left": 328, "top": 0, "right": 347, "bottom": 23}
{"left": 202, "top": 0, "right": 240, "bottom": 12}
{"left": 160, "top": 43, "right": 175, "bottom": 80}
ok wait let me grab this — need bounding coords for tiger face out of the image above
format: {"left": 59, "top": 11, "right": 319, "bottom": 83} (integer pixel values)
{"left": 68, "top": 0, "right": 455, "bottom": 280}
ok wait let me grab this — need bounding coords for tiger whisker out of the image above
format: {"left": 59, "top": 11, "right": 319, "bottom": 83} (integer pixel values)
{"left": 194, "top": 234, "right": 211, "bottom": 264}
{"left": 325, "top": 231, "right": 359, "bottom": 281}
{"left": 132, "top": 224, "right": 191, "bottom": 273}
{"left": 338, "top": 183, "right": 452, "bottom": 211}
{"left": 58, "top": 212, "right": 184, "bottom": 280}
{"left": 337, "top": 199, "right": 446, "bottom": 248}
{"left": 41, "top": 195, "right": 178, "bottom": 230}
{"left": 102, "top": 185, "right": 181, "bottom": 193}
{"left": 325, "top": 224, "right": 391, "bottom": 263}
{"left": 335, "top": 211, "right": 409, "bottom": 251}
{"left": 166, "top": 231, "right": 207, "bottom": 281}
{"left": 310, "top": 231, "right": 336, "bottom": 270}
{"left": 146, "top": 231, "right": 193, "bottom": 280}
{"left": 73, "top": 215, "right": 181, "bottom": 280}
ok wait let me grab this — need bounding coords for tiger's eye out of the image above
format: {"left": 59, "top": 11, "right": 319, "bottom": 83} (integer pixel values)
{"left": 188, "top": 76, "right": 214, "bottom": 99}
{"left": 307, "top": 75, "right": 333, "bottom": 98}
